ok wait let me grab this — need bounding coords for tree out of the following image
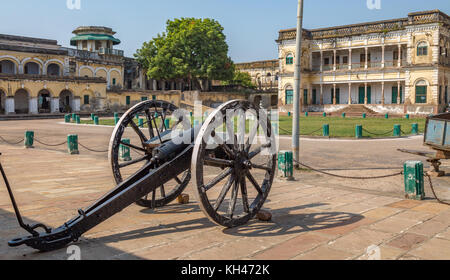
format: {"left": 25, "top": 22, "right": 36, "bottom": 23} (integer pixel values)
{"left": 135, "top": 18, "right": 234, "bottom": 91}
{"left": 222, "top": 70, "right": 255, "bottom": 89}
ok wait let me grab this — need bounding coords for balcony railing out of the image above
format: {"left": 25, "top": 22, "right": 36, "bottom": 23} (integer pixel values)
{"left": 323, "top": 65, "right": 333, "bottom": 71}
{"left": 98, "top": 48, "right": 124, "bottom": 57}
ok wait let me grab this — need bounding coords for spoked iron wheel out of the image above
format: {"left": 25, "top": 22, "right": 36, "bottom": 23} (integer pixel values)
{"left": 192, "top": 100, "right": 276, "bottom": 228}
{"left": 108, "top": 100, "right": 191, "bottom": 209}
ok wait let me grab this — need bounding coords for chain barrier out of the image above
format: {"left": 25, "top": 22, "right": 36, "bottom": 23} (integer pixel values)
{"left": 401, "top": 129, "right": 413, "bottom": 135}
{"left": 78, "top": 142, "right": 109, "bottom": 153}
{"left": 362, "top": 128, "right": 394, "bottom": 136}
{"left": 425, "top": 173, "right": 450, "bottom": 206}
{"left": 294, "top": 160, "right": 403, "bottom": 180}
{"left": 0, "top": 136, "right": 24, "bottom": 145}
{"left": 34, "top": 138, "right": 67, "bottom": 147}
{"left": 278, "top": 126, "right": 322, "bottom": 135}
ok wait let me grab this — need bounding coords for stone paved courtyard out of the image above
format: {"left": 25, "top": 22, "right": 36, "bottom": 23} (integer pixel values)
{"left": 0, "top": 119, "right": 449, "bottom": 260}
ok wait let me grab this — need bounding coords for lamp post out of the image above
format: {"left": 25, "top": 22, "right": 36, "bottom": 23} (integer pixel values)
{"left": 293, "top": 0, "right": 304, "bottom": 168}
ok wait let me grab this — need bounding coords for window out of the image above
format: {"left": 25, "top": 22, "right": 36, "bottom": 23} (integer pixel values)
{"left": 393, "top": 50, "right": 399, "bottom": 60}
{"left": 342, "top": 56, "right": 348, "bottom": 64}
{"left": 82, "top": 41, "right": 87, "bottom": 49}
{"left": 286, "top": 55, "right": 294, "bottom": 65}
{"left": 126, "top": 96, "right": 131, "bottom": 105}
{"left": 112, "top": 78, "right": 116, "bottom": 85}
{"left": 141, "top": 97, "right": 148, "bottom": 102}
{"left": 83, "top": 95, "right": 89, "bottom": 105}
{"left": 324, "top": 58, "right": 330, "bottom": 65}
{"left": 417, "top": 42, "right": 428, "bottom": 56}
{"left": 285, "top": 89, "right": 293, "bottom": 105}
{"left": 445, "top": 86, "right": 448, "bottom": 104}
{"left": 95, "top": 41, "right": 101, "bottom": 51}
{"left": 439, "top": 86, "right": 442, "bottom": 104}
{"left": 415, "top": 81, "right": 427, "bottom": 104}
{"left": 303, "top": 89, "right": 308, "bottom": 105}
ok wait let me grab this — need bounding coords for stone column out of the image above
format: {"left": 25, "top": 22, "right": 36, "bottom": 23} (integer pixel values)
{"left": 397, "top": 81, "right": 401, "bottom": 104}
{"left": 365, "top": 47, "right": 369, "bottom": 69}
{"left": 308, "top": 84, "right": 313, "bottom": 105}
{"left": 381, "top": 82, "right": 385, "bottom": 105}
{"left": 29, "top": 98, "right": 38, "bottom": 114}
{"left": 364, "top": 83, "right": 368, "bottom": 105}
{"left": 348, "top": 83, "right": 352, "bottom": 105}
{"left": 382, "top": 45, "right": 385, "bottom": 68}
{"left": 333, "top": 84, "right": 337, "bottom": 105}
{"left": 320, "top": 51, "right": 323, "bottom": 72}
{"left": 152, "top": 80, "right": 157, "bottom": 91}
{"left": 320, "top": 84, "right": 324, "bottom": 105}
{"left": 398, "top": 45, "right": 402, "bottom": 67}
{"left": 333, "top": 50, "right": 337, "bottom": 71}
{"left": 73, "top": 97, "right": 81, "bottom": 112}
{"left": 348, "top": 49, "right": 352, "bottom": 70}
{"left": 5, "top": 97, "right": 15, "bottom": 114}
{"left": 51, "top": 98, "right": 60, "bottom": 113}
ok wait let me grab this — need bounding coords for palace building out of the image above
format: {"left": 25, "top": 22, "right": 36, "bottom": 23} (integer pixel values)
{"left": 0, "top": 26, "right": 183, "bottom": 115}
{"left": 235, "top": 59, "right": 279, "bottom": 92}
{"left": 276, "top": 10, "right": 450, "bottom": 115}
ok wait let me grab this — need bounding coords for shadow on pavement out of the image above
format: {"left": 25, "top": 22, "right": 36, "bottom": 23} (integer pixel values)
{"left": 223, "top": 203, "right": 364, "bottom": 237}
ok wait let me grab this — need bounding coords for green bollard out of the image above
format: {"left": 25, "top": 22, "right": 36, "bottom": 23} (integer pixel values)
{"left": 120, "top": 138, "right": 132, "bottom": 162}
{"left": 64, "top": 114, "right": 70, "bottom": 123}
{"left": 323, "top": 112, "right": 327, "bottom": 117}
{"left": 394, "top": 124, "right": 401, "bottom": 137}
{"left": 72, "top": 113, "right": 76, "bottom": 121}
{"left": 323, "top": 124, "right": 329, "bottom": 137}
{"left": 405, "top": 114, "right": 410, "bottom": 120}
{"left": 385, "top": 113, "right": 389, "bottom": 119}
{"left": 288, "top": 112, "right": 291, "bottom": 117}
{"left": 355, "top": 125, "right": 363, "bottom": 139}
{"left": 76, "top": 115, "right": 80, "bottom": 124}
{"left": 404, "top": 161, "right": 425, "bottom": 200}
{"left": 114, "top": 112, "right": 119, "bottom": 119}
{"left": 67, "top": 135, "right": 79, "bottom": 155}
{"left": 305, "top": 112, "right": 309, "bottom": 117}
{"left": 94, "top": 116, "right": 99, "bottom": 125}
{"left": 342, "top": 113, "right": 346, "bottom": 118}
{"left": 164, "top": 119, "right": 170, "bottom": 129}
{"left": 114, "top": 116, "right": 120, "bottom": 125}
{"left": 278, "top": 151, "right": 294, "bottom": 180}
{"left": 138, "top": 118, "right": 144, "bottom": 128}
{"left": 362, "top": 113, "right": 367, "bottom": 119}
{"left": 91, "top": 113, "right": 95, "bottom": 121}
{"left": 190, "top": 112, "right": 193, "bottom": 117}
{"left": 24, "top": 131, "right": 34, "bottom": 148}
{"left": 412, "top": 123, "right": 419, "bottom": 135}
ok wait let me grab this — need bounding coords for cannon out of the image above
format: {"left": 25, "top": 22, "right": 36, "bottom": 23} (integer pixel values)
{"left": 1, "top": 100, "right": 277, "bottom": 252}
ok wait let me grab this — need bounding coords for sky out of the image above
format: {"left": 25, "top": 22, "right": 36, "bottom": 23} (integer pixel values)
{"left": 1, "top": 0, "right": 449, "bottom": 63}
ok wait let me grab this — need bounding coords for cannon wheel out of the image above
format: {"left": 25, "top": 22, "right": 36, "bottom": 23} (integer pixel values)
{"left": 192, "top": 100, "right": 276, "bottom": 228}
{"left": 108, "top": 100, "right": 191, "bottom": 209}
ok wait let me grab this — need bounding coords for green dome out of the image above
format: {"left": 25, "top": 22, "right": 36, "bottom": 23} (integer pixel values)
{"left": 70, "top": 34, "right": 121, "bottom": 46}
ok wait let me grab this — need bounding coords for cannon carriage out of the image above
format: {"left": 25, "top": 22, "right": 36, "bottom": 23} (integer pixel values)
{"left": 1, "top": 99, "right": 277, "bottom": 252}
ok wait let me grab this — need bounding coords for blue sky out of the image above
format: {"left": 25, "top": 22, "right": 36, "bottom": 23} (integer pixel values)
{"left": 1, "top": 0, "right": 449, "bottom": 62}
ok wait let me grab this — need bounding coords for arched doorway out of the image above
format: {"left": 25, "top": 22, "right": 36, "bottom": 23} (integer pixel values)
{"left": 38, "top": 89, "right": 51, "bottom": 113}
{"left": 24, "top": 62, "right": 40, "bottom": 75}
{"left": 0, "top": 89, "right": 6, "bottom": 114}
{"left": 47, "top": 63, "right": 61, "bottom": 76}
{"left": 0, "top": 60, "right": 16, "bottom": 74}
{"left": 59, "top": 90, "right": 73, "bottom": 113}
{"left": 14, "top": 89, "right": 29, "bottom": 114}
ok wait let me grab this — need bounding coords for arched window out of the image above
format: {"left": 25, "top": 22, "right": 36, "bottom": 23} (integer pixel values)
{"left": 0, "top": 60, "right": 16, "bottom": 74}
{"left": 24, "top": 62, "right": 40, "bottom": 75}
{"left": 285, "top": 86, "right": 294, "bottom": 105}
{"left": 417, "top": 42, "right": 428, "bottom": 56}
{"left": 47, "top": 63, "right": 61, "bottom": 76}
{"left": 415, "top": 80, "right": 427, "bottom": 104}
{"left": 286, "top": 54, "right": 294, "bottom": 65}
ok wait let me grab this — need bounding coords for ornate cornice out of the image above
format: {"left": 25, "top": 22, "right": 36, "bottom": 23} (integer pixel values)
{"left": 277, "top": 10, "right": 449, "bottom": 42}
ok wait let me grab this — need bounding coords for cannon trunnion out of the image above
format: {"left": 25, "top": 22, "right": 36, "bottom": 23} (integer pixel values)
{"left": 3, "top": 100, "right": 276, "bottom": 252}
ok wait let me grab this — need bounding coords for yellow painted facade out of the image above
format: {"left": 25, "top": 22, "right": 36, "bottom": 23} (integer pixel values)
{"left": 277, "top": 10, "right": 450, "bottom": 115}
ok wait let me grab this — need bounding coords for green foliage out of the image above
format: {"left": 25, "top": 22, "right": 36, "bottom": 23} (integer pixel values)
{"left": 135, "top": 18, "right": 234, "bottom": 90}
{"left": 222, "top": 70, "right": 255, "bottom": 88}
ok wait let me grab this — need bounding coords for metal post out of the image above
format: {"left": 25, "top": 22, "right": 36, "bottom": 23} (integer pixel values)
{"left": 67, "top": 135, "right": 79, "bottom": 155}
{"left": 292, "top": 0, "right": 304, "bottom": 169}
{"left": 24, "top": 131, "right": 34, "bottom": 148}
